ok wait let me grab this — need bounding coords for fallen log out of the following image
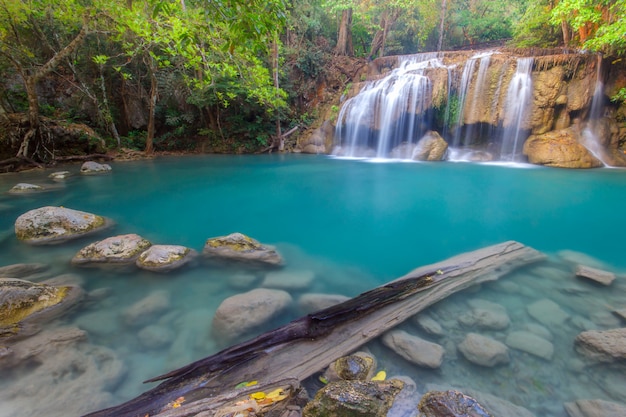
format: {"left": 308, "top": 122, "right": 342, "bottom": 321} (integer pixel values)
{"left": 84, "top": 241, "right": 544, "bottom": 417}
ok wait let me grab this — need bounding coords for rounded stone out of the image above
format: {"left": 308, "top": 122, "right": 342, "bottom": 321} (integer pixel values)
{"left": 457, "top": 333, "right": 510, "bottom": 367}
{"left": 15, "top": 206, "right": 111, "bottom": 245}
{"left": 203, "top": 233, "right": 283, "bottom": 266}
{"left": 8, "top": 183, "right": 45, "bottom": 194}
{"left": 72, "top": 234, "right": 152, "bottom": 266}
{"left": 80, "top": 161, "right": 112, "bottom": 174}
{"left": 136, "top": 245, "right": 197, "bottom": 272}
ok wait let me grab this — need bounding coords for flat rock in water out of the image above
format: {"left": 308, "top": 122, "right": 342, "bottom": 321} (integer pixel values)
{"left": 262, "top": 269, "right": 315, "bottom": 291}
{"left": 15, "top": 206, "right": 111, "bottom": 245}
{"left": 575, "top": 264, "right": 615, "bottom": 286}
{"left": 382, "top": 329, "right": 444, "bottom": 369}
{"left": 80, "top": 161, "right": 112, "bottom": 174}
{"left": 457, "top": 333, "right": 510, "bottom": 367}
{"left": 8, "top": 183, "right": 45, "bottom": 194}
{"left": 49, "top": 171, "right": 72, "bottom": 179}
{"left": 0, "top": 263, "right": 49, "bottom": 279}
{"left": 136, "top": 245, "right": 197, "bottom": 272}
{"left": 527, "top": 298, "right": 570, "bottom": 327}
{"left": 72, "top": 234, "right": 152, "bottom": 266}
{"left": 298, "top": 293, "right": 350, "bottom": 314}
{"left": 0, "top": 278, "right": 83, "bottom": 339}
{"left": 505, "top": 330, "right": 554, "bottom": 360}
{"left": 413, "top": 314, "right": 444, "bottom": 337}
{"left": 212, "top": 288, "right": 292, "bottom": 343}
{"left": 613, "top": 308, "right": 626, "bottom": 323}
{"left": 121, "top": 290, "right": 171, "bottom": 328}
{"left": 458, "top": 299, "right": 510, "bottom": 330}
{"left": 203, "top": 232, "right": 283, "bottom": 266}
{"left": 574, "top": 327, "right": 626, "bottom": 363}
{"left": 564, "top": 399, "right": 626, "bottom": 417}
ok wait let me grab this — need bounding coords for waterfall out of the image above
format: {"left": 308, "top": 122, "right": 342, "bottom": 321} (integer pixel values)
{"left": 333, "top": 53, "right": 439, "bottom": 159}
{"left": 451, "top": 58, "right": 477, "bottom": 148}
{"left": 500, "top": 57, "right": 533, "bottom": 161}
{"left": 581, "top": 55, "right": 609, "bottom": 166}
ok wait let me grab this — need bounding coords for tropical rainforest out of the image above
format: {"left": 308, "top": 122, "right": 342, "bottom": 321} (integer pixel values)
{"left": 0, "top": 0, "right": 624, "bottom": 165}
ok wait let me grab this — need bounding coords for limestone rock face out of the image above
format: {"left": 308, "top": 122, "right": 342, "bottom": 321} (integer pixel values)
{"left": 382, "top": 329, "right": 445, "bottom": 369}
{"left": 0, "top": 278, "right": 83, "bottom": 339}
{"left": 80, "top": 161, "right": 112, "bottom": 174}
{"left": 523, "top": 127, "right": 603, "bottom": 168}
{"left": 203, "top": 233, "right": 283, "bottom": 266}
{"left": 413, "top": 131, "right": 448, "bottom": 161}
{"left": 72, "top": 234, "right": 152, "bottom": 266}
{"left": 15, "top": 206, "right": 110, "bottom": 245}
{"left": 136, "top": 245, "right": 197, "bottom": 272}
{"left": 212, "top": 288, "right": 292, "bottom": 343}
{"left": 457, "top": 333, "right": 510, "bottom": 367}
{"left": 574, "top": 328, "right": 626, "bottom": 363}
{"left": 302, "top": 379, "right": 404, "bottom": 417}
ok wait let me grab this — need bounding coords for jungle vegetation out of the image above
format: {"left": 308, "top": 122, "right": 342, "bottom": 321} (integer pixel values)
{"left": 0, "top": 0, "right": 624, "bottom": 161}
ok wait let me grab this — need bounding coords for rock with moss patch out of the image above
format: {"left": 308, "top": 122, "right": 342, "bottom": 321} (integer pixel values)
{"left": 72, "top": 234, "right": 152, "bottom": 267}
{"left": 15, "top": 206, "right": 112, "bottom": 245}
{"left": 303, "top": 379, "right": 404, "bottom": 417}
{"left": 8, "top": 183, "right": 45, "bottom": 194}
{"left": 136, "top": 245, "right": 197, "bottom": 272}
{"left": 0, "top": 278, "right": 83, "bottom": 339}
{"left": 203, "top": 232, "right": 283, "bottom": 266}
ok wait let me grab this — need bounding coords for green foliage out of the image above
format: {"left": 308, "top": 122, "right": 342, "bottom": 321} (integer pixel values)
{"left": 612, "top": 87, "right": 626, "bottom": 104}
{"left": 512, "top": 0, "right": 560, "bottom": 47}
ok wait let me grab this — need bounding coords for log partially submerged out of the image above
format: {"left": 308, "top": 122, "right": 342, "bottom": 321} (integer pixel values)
{"left": 84, "top": 241, "right": 544, "bottom": 417}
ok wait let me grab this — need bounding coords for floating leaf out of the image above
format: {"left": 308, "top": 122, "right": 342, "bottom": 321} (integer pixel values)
{"left": 249, "top": 392, "right": 266, "bottom": 400}
{"left": 372, "top": 370, "right": 387, "bottom": 381}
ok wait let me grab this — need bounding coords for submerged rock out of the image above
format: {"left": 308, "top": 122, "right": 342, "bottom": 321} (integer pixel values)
{"left": 418, "top": 390, "right": 493, "bottom": 417}
{"left": 48, "top": 171, "right": 72, "bottom": 180}
{"left": 212, "top": 288, "right": 292, "bottom": 343}
{"left": 80, "top": 161, "right": 112, "bottom": 174}
{"left": 564, "top": 399, "right": 626, "bottom": 417}
{"left": 527, "top": 298, "right": 570, "bottom": 327}
{"left": 382, "top": 329, "right": 445, "bottom": 369}
{"left": 0, "top": 278, "right": 83, "bottom": 339}
{"left": 121, "top": 290, "right": 171, "bottom": 328}
{"left": 298, "top": 293, "right": 350, "bottom": 314}
{"left": 136, "top": 244, "right": 197, "bottom": 272}
{"left": 303, "top": 379, "right": 404, "bottom": 417}
{"left": 262, "top": 269, "right": 315, "bottom": 291}
{"left": 8, "top": 183, "right": 45, "bottom": 194}
{"left": 505, "top": 330, "right": 554, "bottom": 360}
{"left": 324, "top": 352, "right": 377, "bottom": 382}
{"left": 15, "top": 206, "right": 111, "bottom": 245}
{"left": 72, "top": 234, "right": 152, "bottom": 267}
{"left": 574, "top": 327, "right": 626, "bottom": 363}
{"left": 0, "top": 263, "right": 49, "bottom": 279}
{"left": 459, "top": 299, "right": 510, "bottom": 330}
{"left": 203, "top": 232, "right": 283, "bottom": 266}
{"left": 413, "top": 314, "right": 445, "bottom": 337}
{"left": 575, "top": 264, "right": 615, "bottom": 286}
{"left": 457, "top": 333, "right": 510, "bottom": 367}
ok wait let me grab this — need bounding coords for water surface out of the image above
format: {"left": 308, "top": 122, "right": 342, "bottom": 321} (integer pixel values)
{"left": 0, "top": 155, "right": 625, "bottom": 416}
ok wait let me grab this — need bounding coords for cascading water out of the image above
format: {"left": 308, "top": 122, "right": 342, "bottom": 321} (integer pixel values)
{"left": 450, "top": 58, "right": 477, "bottom": 148}
{"left": 499, "top": 57, "right": 533, "bottom": 160}
{"left": 581, "top": 54, "right": 609, "bottom": 166}
{"left": 333, "top": 54, "right": 438, "bottom": 159}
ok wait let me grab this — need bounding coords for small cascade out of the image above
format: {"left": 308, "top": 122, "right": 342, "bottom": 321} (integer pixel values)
{"left": 333, "top": 53, "right": 439, "bottom": 159}
{"left": 581, "top": 55, "right": 609, "bottom": 166}
{"left": 499, "top": 57, "right": 533, "bottom": 160}
{"left": 461, "top": 52, "right": 493, "bottom": 146}
{"left": 450, "top": 58, "right": 477, "bottom": 147}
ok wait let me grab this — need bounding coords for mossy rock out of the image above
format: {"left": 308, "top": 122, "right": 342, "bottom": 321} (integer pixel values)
{"left": 203, "top": 232, "right": 283, "bottom": 266}
{"left": 15, "top": 206, "right": 112, "bottom": 245}
{"left": 71, "top": 234, "right": 152, "bottom": 266}
{"left": 0, "top": 278, "right": 83, "bottom": 339}
{"left": 136, "top": 245, "right": 197, "bottom": 272}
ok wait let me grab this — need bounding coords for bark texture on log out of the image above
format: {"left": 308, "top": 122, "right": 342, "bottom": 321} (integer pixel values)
{"left": 84, "top": 241, "right": 544, "bottom": 417}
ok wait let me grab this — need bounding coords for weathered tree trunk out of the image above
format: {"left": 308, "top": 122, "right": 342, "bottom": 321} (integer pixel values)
{"left": 334, "top": 8, "right": 354, "bottom": 56}
{"left": 145, "top": 55, "right": 158, "bottom": 155}
{"left": 437, "top": 0, "right": 448, "bottom": 51}
{"left": 272, "top": 36, "right": 283, "bottom": 151}
{"left": 84, "top": 241, "right": 544, "bottom": 417}
{"left": 368, "top": 10, "right": 400, "bottom": 59}
{"left": 561, "top": 19, "right": 570, "bottom": 47}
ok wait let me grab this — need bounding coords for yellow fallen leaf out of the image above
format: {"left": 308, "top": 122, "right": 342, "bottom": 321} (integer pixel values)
{"left": 249, "top": 392, "right": 266, "bottom": 400}
{"left": 266, "top": 388, "right": 287, "bottom": 401}
{"left": 371, "top": 370, "right": 386, "bottom": 381}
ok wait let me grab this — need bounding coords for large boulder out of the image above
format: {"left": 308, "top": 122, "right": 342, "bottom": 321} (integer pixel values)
{"left": 8, "top": 183, "right": 45, "bottom": 194}
{"left": 212, "top": 288, "right": 292, "bottom": 343}
{"left": 302, "top": 379, "right": 404, "bottom": 417}
{"left": 0, "top": 278, "right": 83, "bottom": 339}
{"left": 203, "top": 233, "right": 283, "bottom": 267}
{"left": 574, "top": 327, "right": 626, "bottom": 363}
{"left": 72, "top": 234, "right": 152, "bottom": 267}
{"left": 523, "top": 127, "right": 603, "bottom": 168}
{"left": 15, "top": 206, "right": 111, "bottom": 245}
{"left": 80, "top": 161, "right": 112, "bottom": 174}
{"left": 413, "top": 131, "right": 448, "bottom": 161}
{"left": 135, "top": 244, "right": 197, "bottom": 272}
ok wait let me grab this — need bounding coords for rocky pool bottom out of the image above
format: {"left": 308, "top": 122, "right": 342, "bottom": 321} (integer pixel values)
{"left": 0, "top": 155, "right": 625, "bottom": 417}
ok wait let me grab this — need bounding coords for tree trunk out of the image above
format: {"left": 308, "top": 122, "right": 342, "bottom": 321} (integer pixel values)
{"left": 16, "top": 77, "right": 40, "bottom": 158}
{"left": 145, "top": 56, "right": 158, "bottom": 155}
{"left": 437, "top": 0, "right": 448, "bottom": 51}
{"left": 272, "top": 36, "right": 283, "bottom": 151}
{"left": 368, "top": 10, "right": 400, "bottom": 60}
{"left": 334, "top": 8, "right": 354, "bottom": 56}
{"left": 561, "top": 19, "right": 570, "bottom": 47}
